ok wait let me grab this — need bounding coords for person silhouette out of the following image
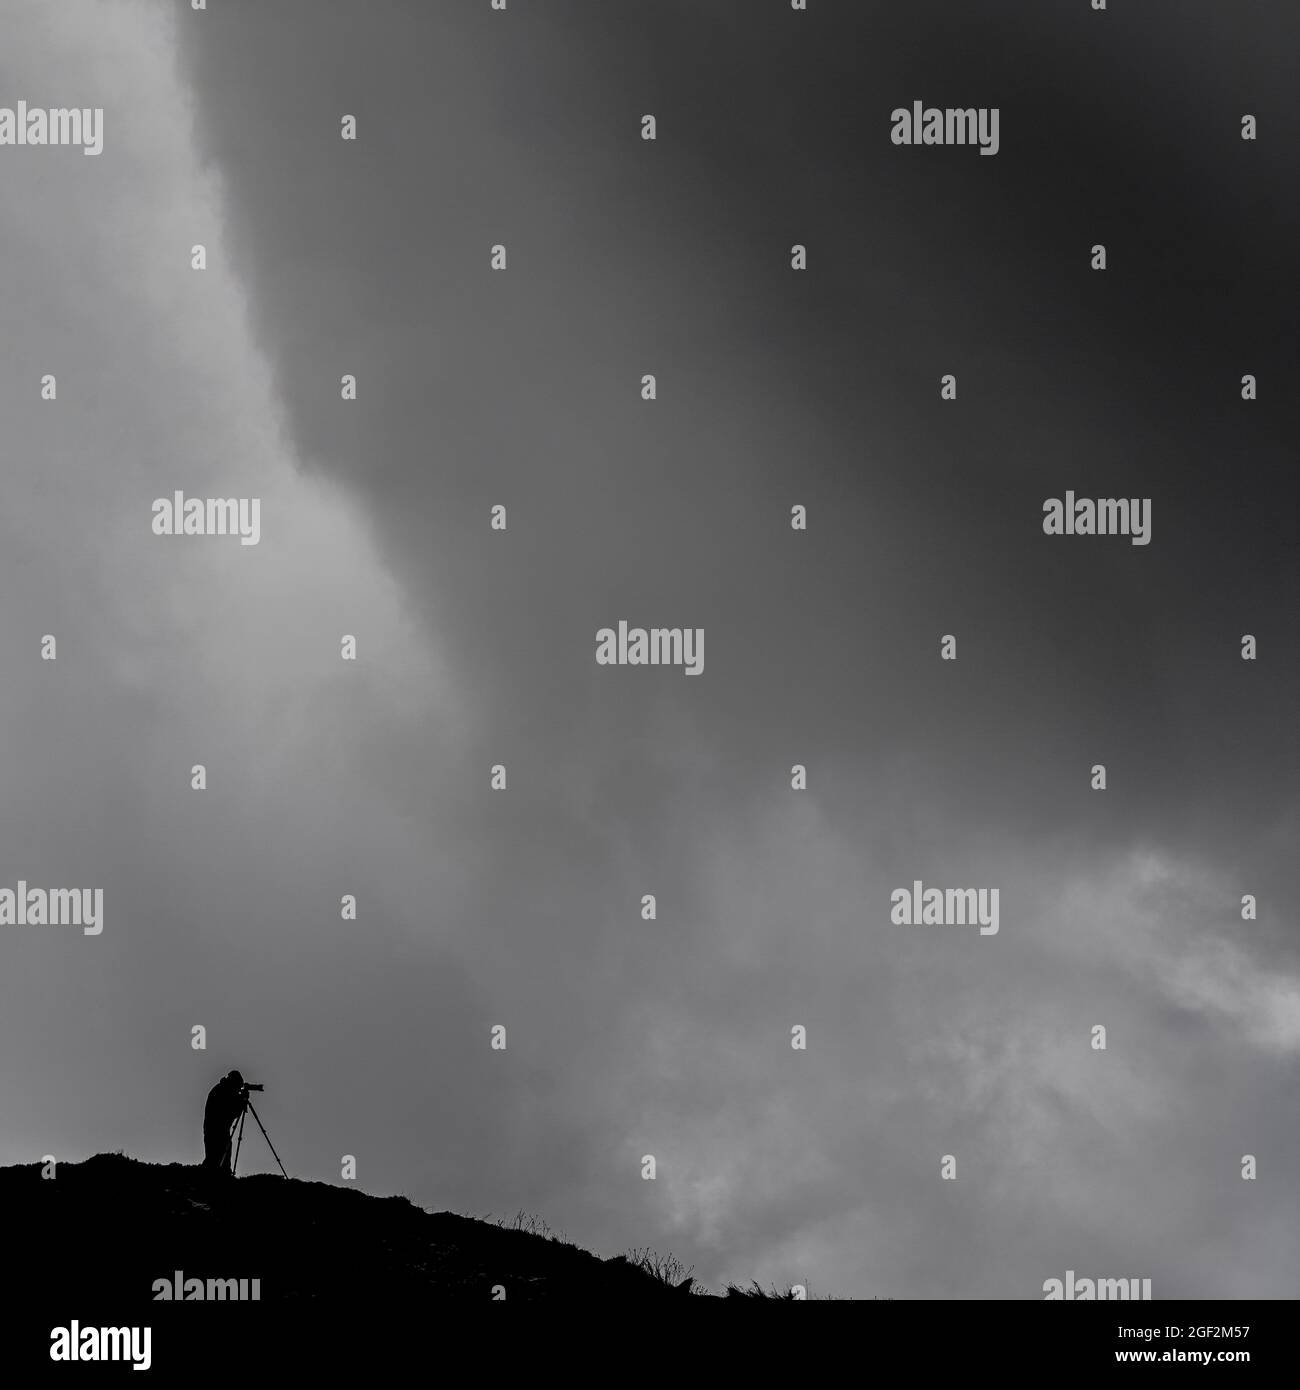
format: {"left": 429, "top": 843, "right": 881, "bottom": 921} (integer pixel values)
{"left": 202, "top": 1070, "right": 248, "bottom": 1174}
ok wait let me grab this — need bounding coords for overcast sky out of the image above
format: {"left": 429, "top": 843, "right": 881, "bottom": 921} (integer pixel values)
{"left": 0, "top": 0, "right": 1296, "bottom": 1298}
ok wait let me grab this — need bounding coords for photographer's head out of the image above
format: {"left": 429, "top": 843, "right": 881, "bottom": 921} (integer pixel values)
{"left": 226, "top": 1069, "right": 244, "bottom": 1088}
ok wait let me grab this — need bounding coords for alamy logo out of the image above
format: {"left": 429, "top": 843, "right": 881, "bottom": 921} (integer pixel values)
{"left": 152, "top": 1271, "right": 261, "bottom": 1300}
{"left": 1044, "top": 1270, "right": 1153, "bottom": 1300}
{"left": 1042, "top": 493, "right": 1151, "bottom": 545}
{"left": 596, "top": 621, "right": 704, "bottom": 675}
{"left": 50, "top": 1323, "right": 151, "bottom": 1370}
{"left": 0, "top": 882, "right": 101, "bottom": 935}
{"left": 890, "top": 101, "right": 1000, "bottom": 156}
{"left": 890, "top": 881, "right": 999, "bottom": 935}
{"left": 152, "top": 492, "right": 261, "bottom": 546}
{"left": 0, "top": 102, "right": 103, "bottom": 155}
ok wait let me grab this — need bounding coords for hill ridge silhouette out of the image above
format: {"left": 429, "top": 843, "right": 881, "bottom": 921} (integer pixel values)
{"left": 3, "top": 1152, "right": 719, "bottom": 1301}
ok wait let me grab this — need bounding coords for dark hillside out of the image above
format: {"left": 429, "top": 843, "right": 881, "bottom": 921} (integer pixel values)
{"left": 3, "top": 1153, "right": 700, "bottom": 1302}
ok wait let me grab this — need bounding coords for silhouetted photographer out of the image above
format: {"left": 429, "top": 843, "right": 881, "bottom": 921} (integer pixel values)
{"left": 202, "top": 1070, "right": 284, "bottom": 1177}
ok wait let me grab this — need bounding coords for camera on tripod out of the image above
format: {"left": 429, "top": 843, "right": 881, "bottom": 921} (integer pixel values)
{"left": 227, "top": 1082, "right": 288, "bottom": 1178}
{"left": 234, "top": 1082, "right": 263, "bottom": 1111}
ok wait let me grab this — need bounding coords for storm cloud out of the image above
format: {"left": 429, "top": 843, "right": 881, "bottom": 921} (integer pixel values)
{"left": 0, "top": 0, "right": 1295, "bottom": 1298}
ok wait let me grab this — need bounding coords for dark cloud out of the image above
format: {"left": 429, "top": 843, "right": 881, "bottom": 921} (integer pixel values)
{"left": 0, "top": 0, "right": 1293, "bottom": 1297}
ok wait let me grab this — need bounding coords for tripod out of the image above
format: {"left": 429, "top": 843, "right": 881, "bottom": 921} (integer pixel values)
{"left": 229, "top": 1096, "right": 289, "bottom": 1178}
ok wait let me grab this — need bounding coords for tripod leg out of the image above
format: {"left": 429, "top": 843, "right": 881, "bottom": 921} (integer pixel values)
{"left": 230, "top": 1106, "right": 247, "bottom": 1175}
{"left": 244, "top": 1100, "right": 289, "bottom": 1179}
